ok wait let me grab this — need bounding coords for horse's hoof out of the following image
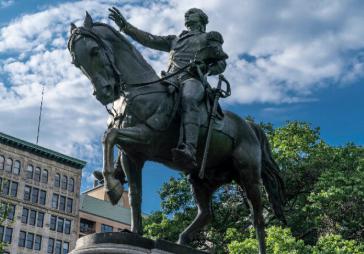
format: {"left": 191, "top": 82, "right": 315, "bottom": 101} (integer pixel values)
{"left": 106, "top": 184, "right": 123, "bottom": 205}
{"left": 177, "top": 234, "right": 191, "bottom": 246}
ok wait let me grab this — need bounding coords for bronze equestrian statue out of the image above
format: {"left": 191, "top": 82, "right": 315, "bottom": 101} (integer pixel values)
{"left": 68, "top": 9, "right": 286, "bottom": 254}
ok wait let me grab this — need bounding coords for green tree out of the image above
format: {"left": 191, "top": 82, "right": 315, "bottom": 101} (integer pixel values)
{"left": 312, "top": 234, "right": 364, "bottom": 254}
{"left": 227, "top": 226, "right": 310, "bottom": 254}
{"left": 227, "top": 227, "right": 364, "bottom": 254}
{"left": 306, "top": 151, "right": 364, "bottom": 241}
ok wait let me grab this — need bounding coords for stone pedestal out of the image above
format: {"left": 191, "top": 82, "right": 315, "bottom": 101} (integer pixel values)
{"left": 70, "top": 232, "right": 208, "bottom": 254}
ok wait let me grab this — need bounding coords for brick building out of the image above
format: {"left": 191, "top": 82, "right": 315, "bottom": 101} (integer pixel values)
{"left": 0, "top": 132, "right": 85, "bottom": 254}
{"left": 78, "top": 182, "right": 131, "bottom": 238}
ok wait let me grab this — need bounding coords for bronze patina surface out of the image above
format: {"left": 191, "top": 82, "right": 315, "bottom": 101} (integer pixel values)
{"left": 68, "top": 9, "right": 286, "bottom": 254}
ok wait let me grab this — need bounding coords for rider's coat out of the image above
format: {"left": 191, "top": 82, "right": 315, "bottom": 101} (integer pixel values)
{"left": 121, "top": 23, "right": 228, "bottom": 75}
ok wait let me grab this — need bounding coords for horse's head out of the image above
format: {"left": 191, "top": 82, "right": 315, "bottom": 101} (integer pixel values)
{"left": 68, "top": 12, "right": 121, "bottom": 105}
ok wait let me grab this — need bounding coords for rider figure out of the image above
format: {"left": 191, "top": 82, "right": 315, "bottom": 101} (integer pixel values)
{"left": 109, "top": 7, "right": 228, "bottom": 169}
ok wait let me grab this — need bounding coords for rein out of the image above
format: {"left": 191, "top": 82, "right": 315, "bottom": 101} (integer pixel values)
{"left": 69, "top": 26, "right": 192, "bottom": 119}
{"left": 122, "top": 64, "right": 192, "bottom": 88}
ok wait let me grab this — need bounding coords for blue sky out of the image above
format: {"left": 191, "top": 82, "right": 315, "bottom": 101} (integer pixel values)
{"left": 0, "top": 0, "right": 363, "bottom": 214}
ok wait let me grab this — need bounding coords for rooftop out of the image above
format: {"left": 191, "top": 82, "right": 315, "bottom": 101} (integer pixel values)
{"left": 79, "top": 194, "right": 131, "bottom": 225}
{"left": 0, "top": 132, "right": 86, "bottom": 169}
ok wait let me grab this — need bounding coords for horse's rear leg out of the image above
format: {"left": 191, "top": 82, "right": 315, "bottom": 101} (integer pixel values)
{"left": 178, "top": 176, "right": 216, "bottom": 245}
{"left": 242, "top": 181, "right": 266, "bottom": 254}
{"left": 234, "top": 144, "right": 266, "bottom": 254}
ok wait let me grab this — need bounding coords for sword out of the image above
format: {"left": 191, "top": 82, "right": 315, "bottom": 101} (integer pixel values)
{"left": 199, "top": 74, "right": 231, "bottom": 179}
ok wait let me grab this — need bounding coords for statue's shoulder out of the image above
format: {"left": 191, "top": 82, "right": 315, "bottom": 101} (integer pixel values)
{"left": 206, "top": 31, "right": 224, "bottom": 44}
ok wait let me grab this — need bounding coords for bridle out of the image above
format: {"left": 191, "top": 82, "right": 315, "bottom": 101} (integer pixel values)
{"left": 68, "top": 25, "right": 193, "bottom": 118}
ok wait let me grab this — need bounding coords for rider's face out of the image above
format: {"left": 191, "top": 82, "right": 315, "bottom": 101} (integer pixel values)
{"left": 184, "top": 11, "right": 202, "bottom": 30}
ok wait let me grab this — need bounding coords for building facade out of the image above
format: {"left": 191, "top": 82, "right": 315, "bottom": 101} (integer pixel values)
{"left": 0, "top": 132, "right": 85, "bottom": 254}
{"left": 78, "top": 182, "right": 131, "bottom": 238}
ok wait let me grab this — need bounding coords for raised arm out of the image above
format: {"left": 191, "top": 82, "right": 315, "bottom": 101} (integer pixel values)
{"left": 109, "top": 7, "right": 175, "bottom": 52}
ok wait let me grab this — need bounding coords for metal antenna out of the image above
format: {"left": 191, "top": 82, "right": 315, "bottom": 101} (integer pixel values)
{"left": 36, "top": 83, "right": 45, "bottom": 144}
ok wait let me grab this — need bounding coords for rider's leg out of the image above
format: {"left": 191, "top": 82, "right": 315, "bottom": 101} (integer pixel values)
{"left": 173, "top": 78, "right": 204, "bottom": 169}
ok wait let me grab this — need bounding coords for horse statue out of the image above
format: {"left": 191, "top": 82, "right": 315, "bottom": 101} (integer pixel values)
{"left": 68, "top": 12, "right": 286, "bottom": 254}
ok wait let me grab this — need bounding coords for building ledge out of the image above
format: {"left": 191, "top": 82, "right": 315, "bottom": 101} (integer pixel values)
{"left": 0, "top": 132, "right": 86, "bottom": 169}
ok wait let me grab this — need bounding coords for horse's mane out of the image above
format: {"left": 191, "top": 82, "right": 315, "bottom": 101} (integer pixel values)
{"left": 91, "top": 22, "right": 157, "bottom": 76}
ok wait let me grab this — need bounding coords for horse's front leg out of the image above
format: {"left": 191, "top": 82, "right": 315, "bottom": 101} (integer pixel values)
{"left": 102, "top": 126, "right": 149, "bottom": 233}
{"left": 120, "top": 152, "right": 144, "bottom": 234}
{"left": 102, "top": 128, "right": 124, "bottom": 204}
{"left": 102, "top": 126, "right": 150, "bottom": 205}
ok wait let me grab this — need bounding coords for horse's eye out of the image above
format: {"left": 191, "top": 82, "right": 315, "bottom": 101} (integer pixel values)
{"left": 90, "top": 47, "right": 99, "bottom": 57}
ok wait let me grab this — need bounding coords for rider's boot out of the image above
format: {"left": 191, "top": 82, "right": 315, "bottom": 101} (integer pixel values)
{"left": 172, "top": 122, "right": 199, "bottom": 171}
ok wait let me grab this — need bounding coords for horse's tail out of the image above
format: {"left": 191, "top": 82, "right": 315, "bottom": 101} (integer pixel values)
{"left": 249, "top": 122, "right": 287, "bottom": 224}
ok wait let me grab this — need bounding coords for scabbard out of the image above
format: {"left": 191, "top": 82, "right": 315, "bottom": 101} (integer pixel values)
{"left": 199, "top": 79, "right": 222, "bottom": 179}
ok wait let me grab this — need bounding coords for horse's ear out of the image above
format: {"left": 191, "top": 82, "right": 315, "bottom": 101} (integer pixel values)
{"left": 84, "top": 11, "right": 93, "bottom": 29}
{"left": 70, "top": 23, "right": 77, "bottom": 34}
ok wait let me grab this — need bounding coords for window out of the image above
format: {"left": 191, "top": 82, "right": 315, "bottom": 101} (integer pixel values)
{"left": 57, "top": 217, "right": 64, "bottom": 233}
{"left": 4, "top": 158, "right": 12, "bottom": 172}
{"left": 0, "top": 155, "right": 4, "bottom": 170}
{"left": 13, "top": 160, "right": 21, "bottom": 175}
{"left": 52, "top": 193, "right": 59, "bottom": 209}
{"left": 26, "top": 164, "right": 34, "bottom": 179}
{"left": 61, "top": 175, "right": 68, "bottom": 190}
{"left": 34, "top": 235, "right": 42, "bottom": 251}
{"left": 68, "top": 177, "right": 75, "bottom": 192}
{"left": 39, "top": 190, "right": 47, "bottom": 205}
{"left": 80, "top": 218, "right": 95, "bottom": 234}
{"left": 18, "top": 231, "right": 26, "bottom": 247}
{"left": 63, "top": 242, "right": 69, "bottom": 254}
{"left": 10, "top": 181, "right": 18, "bottom": 197}
{"left": 54, "top": 173, "right": 60, "bottom": 187}
{"left": 32, "top": 187, "right": 39, "bottom": 203}
{"left": 66, "top": 198, "right": 73, "bottom": 213}
{"left": 47, "top": 238, "right": 55, "bottom": 253}
{"left": 50, "top": 215, "right": 57, "bottom": 230}
{"left": 2, "top": 179, "right": 10, "bottom": 195}
{"left": 4, "top": 227, "right": 13, "bottom": 243}
{"left": 59, "top": 196, "right": 66, "bottom": 211}
{"left": 29, "top": 209, "right": 37, "bottom": 226}
{"left": 0, "top": 226, "right": 3, "bottom": 240}
{"left": 34, "top": 167, "right": 41, "bottom": 182}
{"left": 7, "top": 204, "right": 15, "bottom": 220}
{"left": 26, "top": 232, "right": 34, "bottom": 249}
{"left": 37, "top": 212, "right": 44, "bottom": 227}
{"left": 55, "top": 240, "right": 62, "bottom": 254}
{"left": 42, "top": 169, "right": 48, "bottom": 183}
{"left": 24, "top": 185, "right": 31, "bottom": 201}
{"left": 101, "top": 224, "right": 113, "bottom": 233}
{"left": 64, "top": 219, "right": 71, "bottom": 234}
{"left": 22, "top": 207, "right": 29, "bottom": 223}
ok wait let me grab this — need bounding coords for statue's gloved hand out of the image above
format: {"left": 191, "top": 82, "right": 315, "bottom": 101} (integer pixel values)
{"left": 189, "top": 61, "right": 208, "bottom": 75}
{"left": 109, "top": 7, "right": 128, "bottom": 31}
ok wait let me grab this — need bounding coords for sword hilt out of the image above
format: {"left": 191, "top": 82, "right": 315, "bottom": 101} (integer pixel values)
{"left": 215, "top": 74, "right": 231, "bottom": 98}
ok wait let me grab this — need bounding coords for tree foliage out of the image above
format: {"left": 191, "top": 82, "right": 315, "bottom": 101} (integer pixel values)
{"left": 143, "top": 121, "right": 364, "bottom": 253}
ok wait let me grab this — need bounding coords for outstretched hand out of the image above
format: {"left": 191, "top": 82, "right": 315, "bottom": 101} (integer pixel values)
{"left": 109, "top": 7, "right": 128, "bottom": 30}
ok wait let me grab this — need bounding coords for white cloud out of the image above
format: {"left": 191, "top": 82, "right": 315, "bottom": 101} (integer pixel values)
{"left": 0, "top": 0, "right": 13, "bottom": 8}
{"left": 0, "top": 0, "right": 364, "bottom": 190}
